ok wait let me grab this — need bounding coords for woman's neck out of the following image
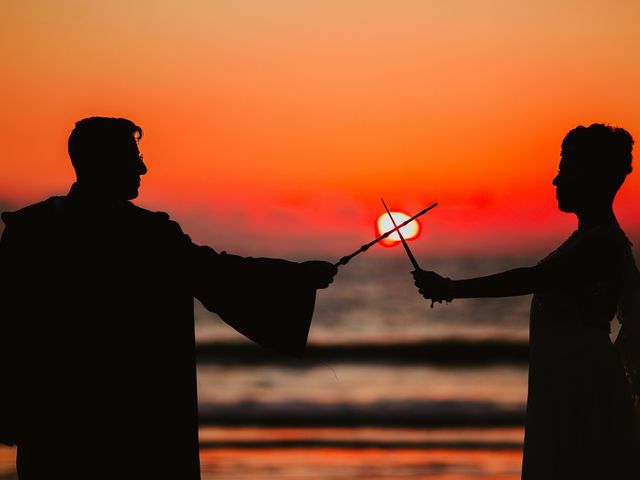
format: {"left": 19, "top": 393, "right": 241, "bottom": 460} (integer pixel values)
{"left": 577, "top": 205, "right": 617, "bottom": 230}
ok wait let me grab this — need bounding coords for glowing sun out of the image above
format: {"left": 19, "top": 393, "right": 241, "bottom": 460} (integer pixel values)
{"left": 376, "top": 211, "right": 421, "bottom": 247}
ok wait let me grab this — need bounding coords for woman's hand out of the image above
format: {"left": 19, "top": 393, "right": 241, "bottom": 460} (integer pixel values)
{"left": 411, "top": 269, "right": 453, "bottom": 306}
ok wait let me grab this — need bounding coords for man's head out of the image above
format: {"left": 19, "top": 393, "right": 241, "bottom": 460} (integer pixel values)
{"left": 68, "top": 117, "right": 147, "bottom": 200}
{"left": 553, "top": 123, "right": 633, "bottom": 213}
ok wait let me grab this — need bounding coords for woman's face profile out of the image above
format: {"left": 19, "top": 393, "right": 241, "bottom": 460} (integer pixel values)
{"left": 552, "top": 154, "right": 591, "bottom": 214}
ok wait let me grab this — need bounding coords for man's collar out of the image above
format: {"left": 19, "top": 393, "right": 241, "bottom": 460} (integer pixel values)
{"left": 67, "top": 183, "right": 129, "bottom": 210}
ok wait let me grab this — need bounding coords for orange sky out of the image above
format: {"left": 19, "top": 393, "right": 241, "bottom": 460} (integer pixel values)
{"left": 2, "top": 1, "right": 639, "bottom": 257}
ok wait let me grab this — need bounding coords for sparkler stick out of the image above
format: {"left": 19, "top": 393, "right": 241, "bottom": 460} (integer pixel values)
{"left": 381, "top": 198, "right": 421, "bottom": 270}
{"left": 334, "top": 202, "right": 437, "bottom": 268}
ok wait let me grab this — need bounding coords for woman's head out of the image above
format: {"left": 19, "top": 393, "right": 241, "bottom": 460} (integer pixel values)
{"left": 553, "top": 124, "right": 633, "bottom": 213}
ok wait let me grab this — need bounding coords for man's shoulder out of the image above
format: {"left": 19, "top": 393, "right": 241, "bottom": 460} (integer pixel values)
{"left": 126, "top": 203, "right": 176, "bottom": 226}
{"left": 126, "top": 202, "right": 169, "bottom": 219}
{"left": 126, "top": 203, "right": 185, "bottom": 236}
{"left": 1, "top": 197, "right": 62, "bottom": 228}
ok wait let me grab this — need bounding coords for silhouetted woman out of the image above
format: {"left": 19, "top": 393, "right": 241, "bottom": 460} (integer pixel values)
{"left": 413, "top": 124, "right": 640, "bottom": 479}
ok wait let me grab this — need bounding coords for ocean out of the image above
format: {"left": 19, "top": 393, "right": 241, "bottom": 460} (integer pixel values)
{"left": 1, "top": 255, "right": 546, "bottom": 479}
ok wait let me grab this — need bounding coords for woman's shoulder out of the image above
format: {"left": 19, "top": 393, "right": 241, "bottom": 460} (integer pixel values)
{"left": 540, "top": 223, "right": 630, "bottom": 268}
{"left": 581, "top": 223, "right": 631, "bottom": 251}
{"left": 573, "top": 224, "right": 634, "bottom": 278}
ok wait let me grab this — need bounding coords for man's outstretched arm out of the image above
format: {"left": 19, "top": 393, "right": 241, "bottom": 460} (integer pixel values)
{"left": 163, "top": 216, "right": 336, "bottom": 357}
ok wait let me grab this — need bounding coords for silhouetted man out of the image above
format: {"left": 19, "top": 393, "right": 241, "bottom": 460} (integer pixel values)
{"left": 0, "top": 117, "right": 336, "bottom": 479}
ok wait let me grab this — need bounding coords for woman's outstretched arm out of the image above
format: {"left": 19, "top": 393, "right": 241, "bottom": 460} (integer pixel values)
{"left": 413, "top": 249, "right": 611, "bottom": 301}
{"left": 413, "top": 231, "right": 621, "bottom": 303}
{"left": 452, "top": 267, "right": 540, "bottom": 298}
{"left": 412, "top": 267, "right": 541, "bottom": 303}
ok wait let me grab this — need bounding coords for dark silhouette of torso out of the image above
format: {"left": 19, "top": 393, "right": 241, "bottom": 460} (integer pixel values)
{"left": 1, "top": 184, "right": 318, "bottom": 479}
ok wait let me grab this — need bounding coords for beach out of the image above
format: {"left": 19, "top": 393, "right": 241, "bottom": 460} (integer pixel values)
{"left": 1, "top": 441, "right": 523, "bottom": 479}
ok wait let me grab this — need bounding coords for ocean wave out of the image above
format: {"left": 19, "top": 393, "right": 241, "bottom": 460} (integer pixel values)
{"left": 196, "top": 339, "right": 529, "bottom": 365}
{"left": 198, "top": 438, "right": 523, "bottom": 450}
{"left": 198, "top": 399, "right": 525, "bottom": 427}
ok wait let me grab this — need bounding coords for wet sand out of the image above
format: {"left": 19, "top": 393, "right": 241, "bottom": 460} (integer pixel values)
{"left": 0, "top": 426, "right": 524, "bottom": 479}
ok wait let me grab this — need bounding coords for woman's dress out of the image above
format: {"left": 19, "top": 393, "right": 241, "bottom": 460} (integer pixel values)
{"left": 521, "top": 224, "right": 638, "bottom": 479}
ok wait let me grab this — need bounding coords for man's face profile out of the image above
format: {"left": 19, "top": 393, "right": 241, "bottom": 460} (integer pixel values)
{"left": 82, "top": 135, "right": 147, "bottom": 201}
{"left": 106, "top": 135, "right": 147, "bottom": 200}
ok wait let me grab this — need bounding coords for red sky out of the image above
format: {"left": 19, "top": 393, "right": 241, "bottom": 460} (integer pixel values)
{"left": 2, "top": 1, "right": 639, "bottom": 257}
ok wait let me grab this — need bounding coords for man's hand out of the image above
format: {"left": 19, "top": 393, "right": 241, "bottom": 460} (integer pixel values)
{"left": 412, "top": 269, "right": 453, "bottom": 305}
{"left": 301, "top": 261, "right": 338, "bottom": 289}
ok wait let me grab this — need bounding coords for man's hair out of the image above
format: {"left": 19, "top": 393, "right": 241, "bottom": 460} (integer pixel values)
{"left": 68, "top": 117, "right": 143, "bottom": 175}
{"left": 561, "top": 123, "right": 633, "bottom": 191}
